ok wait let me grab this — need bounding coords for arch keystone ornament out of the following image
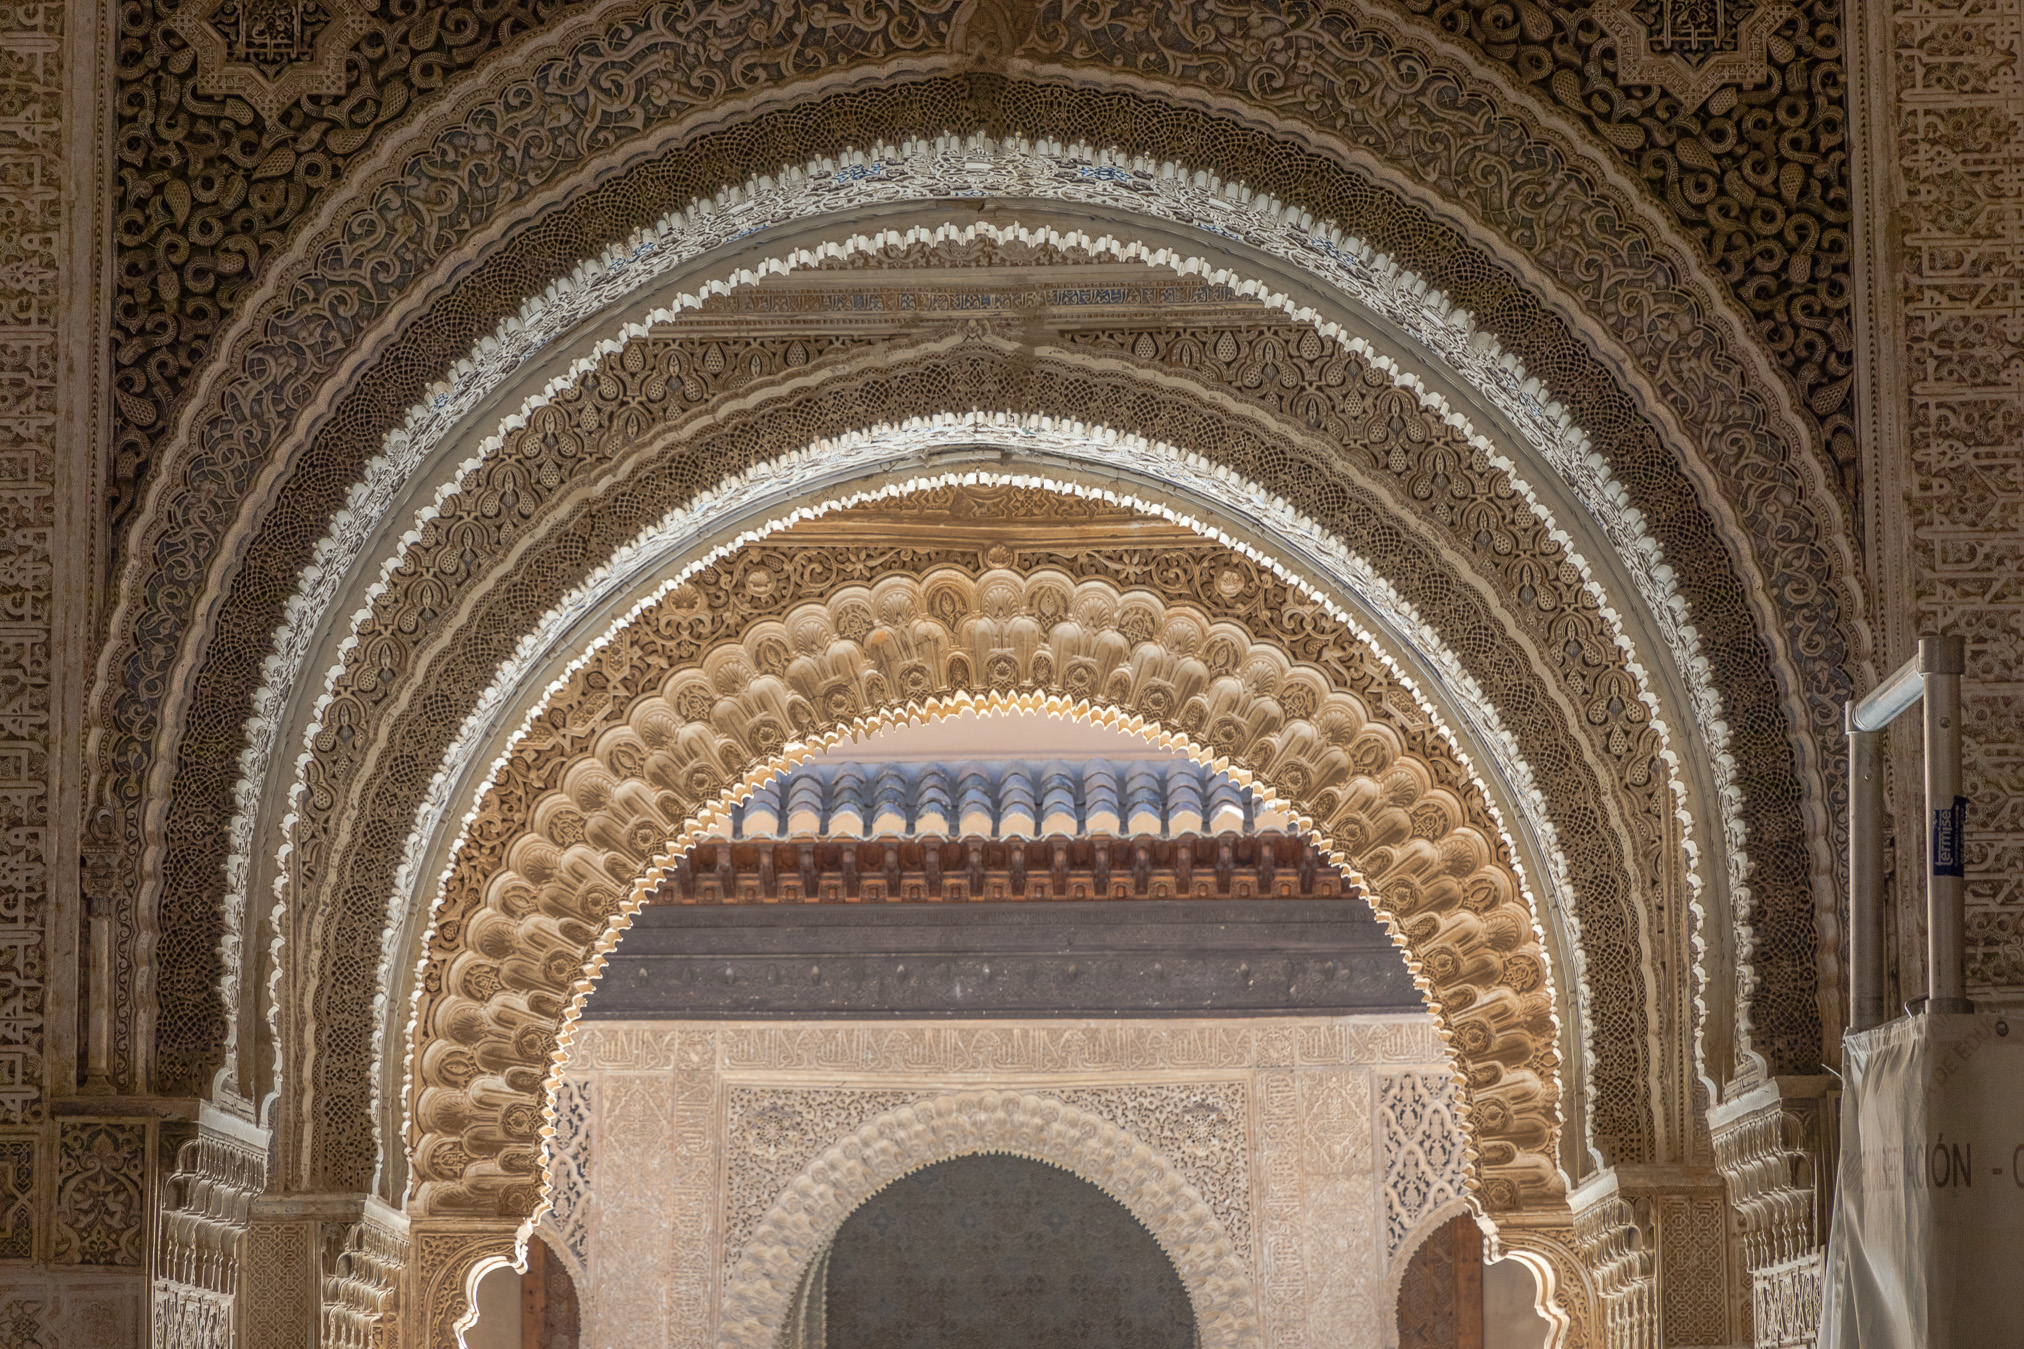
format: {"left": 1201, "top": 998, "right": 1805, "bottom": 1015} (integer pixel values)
{"left": 1593, "top": 0, "right": 1802, "bottom": 110}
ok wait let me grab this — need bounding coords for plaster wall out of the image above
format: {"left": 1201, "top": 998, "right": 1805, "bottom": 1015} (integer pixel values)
{"left": 539, "top": 1016, "right": 1471, "bottom": 1349}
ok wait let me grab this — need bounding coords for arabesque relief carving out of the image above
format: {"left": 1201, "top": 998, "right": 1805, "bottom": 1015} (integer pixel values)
{"left": 720, "top": 1090, "right": 1261, "bottom": 1349}
{"left": 0, "top": 0, "right": 61, "bottom": 1130}
{"left": 721, "top": 1080, "right": 1254, "bottom": 1273}
{"left": 405, "top": 563, "right": 1561, "bottom": 1222}
{"left": 1381, "top": 1071, "right": 1471, "bottom": 1263}
{"left": 91, "top": 0, "right": 1860, "bottom": 1117}
{"left": 105, "top": 0, "right": 1858, "bottom": 543}
{"left": 272, "top": 338, "right": 1672, "bottom": 1199}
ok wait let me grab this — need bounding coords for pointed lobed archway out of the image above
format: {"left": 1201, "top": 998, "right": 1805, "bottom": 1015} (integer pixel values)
{"left": 258, "top": 339, "right": 1681, "bottom": 1205}
{"left": 399, "top": 542, "right": 1563, "bottom": 1222}
{"left": 721, "top": 1094, "right": 1250, "bottom": 1349}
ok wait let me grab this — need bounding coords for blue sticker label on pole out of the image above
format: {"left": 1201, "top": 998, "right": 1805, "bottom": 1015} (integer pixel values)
{"left": 1933, "top": 795, "right": 1968, "bottom": 878}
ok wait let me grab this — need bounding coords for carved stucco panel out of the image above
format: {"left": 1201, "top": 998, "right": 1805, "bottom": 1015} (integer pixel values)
{"left": 720, "top": 1080, "right": 1254, "bottom": 1275}
{"left": 95, "top": 0, "right": 1853, "bottom": 1108}
{"left": 0, "top": 0, "right": 61, "bottom": 1123}
{"left": 1298, "top": 1066, "right": 1384, "bottom": 1342}
{"left": 1883, "top": 0, "right": 2024, "bottom": 1002}
{"left": 1381, "top": 1071, "right": 1472, "bottom": 1268}
{"left": 588, "top": 1072, "right": 677, "bottom": 1342}
{"left": 551, "top": 1019, "right": 1455, "bottom": 1349}
{"left": 537, "top": 1075, "right": 592, "bottom": 1279}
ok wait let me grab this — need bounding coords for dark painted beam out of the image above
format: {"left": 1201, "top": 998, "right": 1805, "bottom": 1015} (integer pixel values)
{"left": 585, "top": 898, "right": 1423, "bottom": 1020}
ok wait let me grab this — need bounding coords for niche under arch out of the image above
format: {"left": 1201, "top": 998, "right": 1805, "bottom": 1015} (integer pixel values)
{"left": 787, "top": 1153, "right": 1199, "bottom": 1349}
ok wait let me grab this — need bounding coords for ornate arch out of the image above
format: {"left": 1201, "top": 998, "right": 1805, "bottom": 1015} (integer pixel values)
{"left": 263, "top": 335, "right": 1681, "bottom": 1198}
{"left": 1388, "top": 1197, "right": 1484, "bottom": 1331}
{"left": 719, "top": 1090, "right": 1260, "bottom": 1349}
{"left": 404, "top": 562, "right": 1561, "bottom": 1222}
{"left": 92, "top": 0, "right": 1859, "bottom": 1124}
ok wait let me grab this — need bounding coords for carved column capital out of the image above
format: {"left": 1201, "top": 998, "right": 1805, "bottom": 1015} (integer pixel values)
{"left": 1751, "top": 1249, "right": 1826, "bottom": 1349}
{"left": 322, "top": 1199, "right": 410, "bottom": 1349}
{"left": 151, "top": 1106, "right": 268, "bottom": 1347}
{"left": 1710, "top": 1075, "right": 1837, "bottom": 1348}
{"left": 1570, "top": 1170, "right": 1658, "bottom": 1349}
{"left": 152, "top": 1109, "right": 415, "bottom": 1349}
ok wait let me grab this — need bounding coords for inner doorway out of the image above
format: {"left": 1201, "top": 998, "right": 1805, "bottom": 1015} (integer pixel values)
{"left": 796, "top": 1153, "right": 1198, "bottom": 1349}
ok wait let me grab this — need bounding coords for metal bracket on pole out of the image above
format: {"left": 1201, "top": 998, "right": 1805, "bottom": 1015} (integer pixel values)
{"left": 1843, "top": 634, "right": 1969, "bottom": 1024}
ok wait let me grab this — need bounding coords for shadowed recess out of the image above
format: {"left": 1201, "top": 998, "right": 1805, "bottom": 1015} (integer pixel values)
{"left": 812, "top": 1153, "right": 1199, "bottom": 1349}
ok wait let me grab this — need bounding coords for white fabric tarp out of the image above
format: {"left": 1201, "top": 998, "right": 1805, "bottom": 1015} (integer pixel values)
{"left": 1818, "top": 1012, "right": 2024, "bottom": 1348}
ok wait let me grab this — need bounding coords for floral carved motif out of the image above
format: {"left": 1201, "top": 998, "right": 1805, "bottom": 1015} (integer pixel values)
{"left": 538, "top": 1077, "right": 593, "bottom": 1278}
{"left": 1381, "top": 1072, "right": 1471, "bottom": 1264}
{"left": 52, "top": 1123, "right": 146, "bottom": 1267}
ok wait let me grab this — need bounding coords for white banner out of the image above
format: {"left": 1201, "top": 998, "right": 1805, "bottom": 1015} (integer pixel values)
{"left": 1819, "top": 1013, "right": 2024, "bottom": 1348}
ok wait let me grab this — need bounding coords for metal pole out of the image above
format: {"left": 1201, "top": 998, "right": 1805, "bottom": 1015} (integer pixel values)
{"left": 1921, "top": 635, "right": 1970, "bottom": 1012}
{"left": 1847, "top": 707, "right": 1887, "bottom": 1031}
